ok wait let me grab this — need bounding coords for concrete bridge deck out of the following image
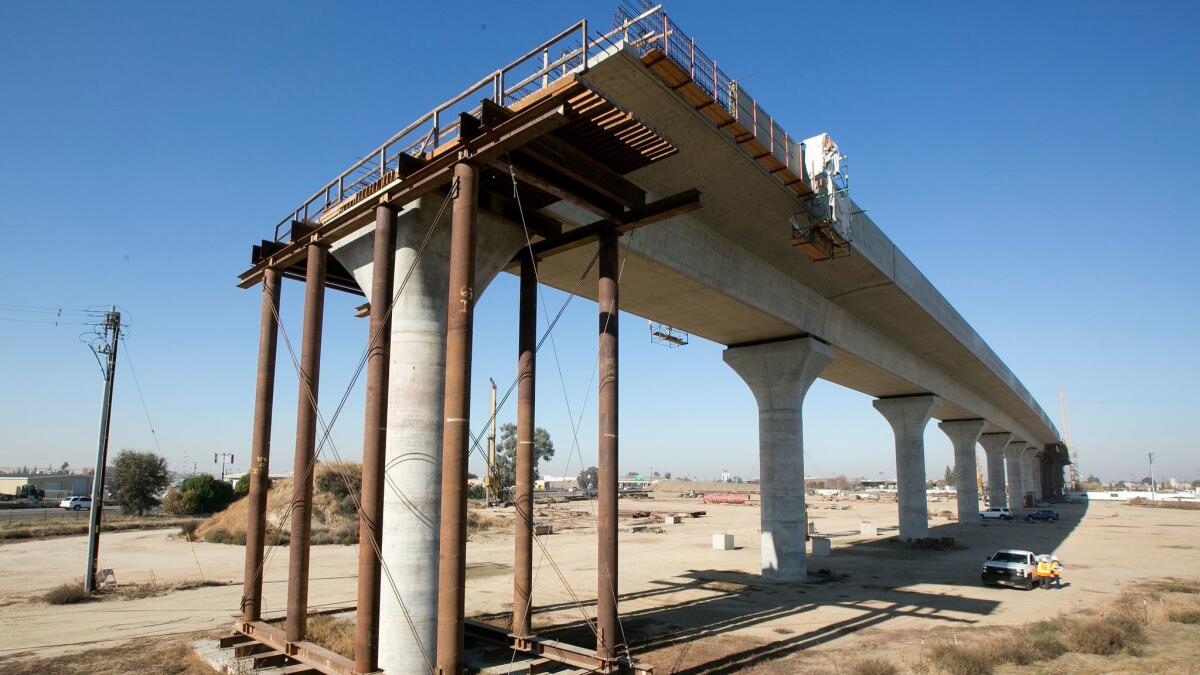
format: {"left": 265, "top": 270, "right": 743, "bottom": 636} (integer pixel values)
{"left": 532, "top": 47, "right": 1057, "bottom": 446}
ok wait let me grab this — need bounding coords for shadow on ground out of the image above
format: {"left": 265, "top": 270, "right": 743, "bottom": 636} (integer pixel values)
{"left": 492, "top": 501, "right": 1090, "bottom": 673}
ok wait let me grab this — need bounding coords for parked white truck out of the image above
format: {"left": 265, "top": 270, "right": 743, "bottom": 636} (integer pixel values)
{"left": 981, "top": 549, "right": 1038, "bottom": 590}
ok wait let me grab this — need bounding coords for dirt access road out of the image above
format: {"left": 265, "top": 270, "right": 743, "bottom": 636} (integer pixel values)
{"left": 0, "top": 498, "right": 1195, "bottom": 671}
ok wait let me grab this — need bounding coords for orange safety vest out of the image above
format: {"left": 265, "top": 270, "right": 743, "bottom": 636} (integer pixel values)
{"left": 1036, "top": 560, "right": 1053, "bottom": 577}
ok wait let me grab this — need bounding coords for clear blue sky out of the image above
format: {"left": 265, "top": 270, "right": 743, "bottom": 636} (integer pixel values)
{"left": 1, "top": 1, "right": 1196, "bottom": 485}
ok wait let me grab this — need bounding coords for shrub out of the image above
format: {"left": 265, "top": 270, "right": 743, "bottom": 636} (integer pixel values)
{"left": 44, "top": 582, "right": 94, "bottom": 605}
{"left": 308, "top": 616, "right": 354, "bottom": 658}
{"left": 204, "top": 527, "right": 246, "bottom": 545}
{"left": 927, "top": 643, "right": 994, "bottom": 675}
{"left": 178, "top": 519, "right": 202, "bottom": 538}
{"left": 1167, "top": 607, "right": 1200, "bottom": 624}
{"left": 167, "top": 474, "right": 237, "bottom": 515}
{"left": 1060, "top": 616, "right": 1141, "bottom": 655}
{"left": 315, "top": 466, "right": 360, "bottom": 517}
{"left": 849, "top": 657, "right": 898, "bottom": 675}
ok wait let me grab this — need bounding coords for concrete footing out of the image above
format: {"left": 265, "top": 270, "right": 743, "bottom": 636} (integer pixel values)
{"left": 723, "top": 336, "right": 834, "bottom": 581}
{"left": 938, "top": 419, "right": 985, "bottom": 522}
{"left": 873, "top": 395, "right": 939, "bottom": 541}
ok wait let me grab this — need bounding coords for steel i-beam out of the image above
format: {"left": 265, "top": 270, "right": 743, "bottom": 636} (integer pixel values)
{"left": 436, "top": 162, "right": 479, "bottom": 674}
{"left": 285, "top": 244, "right": 327, "bottom": 643}
{"left": 242, "top": 267, "right": 281, "bottom": 622}
{"left": 596, "top": 227, "right": 621, "bottom": 660}
{"left": 355, "top": 204, "right": 396, "bottom": 672}
{"left": 513, "top": 250, "right": 537, "bottom": 638}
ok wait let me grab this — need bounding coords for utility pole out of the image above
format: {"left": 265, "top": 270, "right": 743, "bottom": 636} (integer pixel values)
{"left": 486, "top": 378, "right": 497, "bottom": 505}
{"left": 215, "top": 452, "right": 235, "bottom": 481}
{"left": 1148, "top": 452, "right": 1156, "bottom": 501}
{"left": 84, "top": 307, "right": 120, "bottom": 593}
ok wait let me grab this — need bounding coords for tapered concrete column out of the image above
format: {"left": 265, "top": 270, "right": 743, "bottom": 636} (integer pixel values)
{"left": 979, "top": 432, "right": 1012, "bottom": 508}
{"left": 1031, "top": 453, "right": 1044, "bottom": 501}
{"left": 329, "top": 194, "right": 525, "bottom": 674}
{"left": 723, "top": 337, "right": 835, "bottom": 581}
{"left": 938, "top": 419, "right": 985, "bottom": 522}
{"left": 1021, "top": 446, "right": 1039, "bottom": 503}
{"left": 1004, "top": 441, "right": 1025, "bottom": 509}
{"left": 873, "top": 395, "right": 940, "bottom": 541}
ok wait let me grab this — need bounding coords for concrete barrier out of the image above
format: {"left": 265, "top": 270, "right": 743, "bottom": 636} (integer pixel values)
{"left": 712, "top": 533, "right": 735, "bottom": 550}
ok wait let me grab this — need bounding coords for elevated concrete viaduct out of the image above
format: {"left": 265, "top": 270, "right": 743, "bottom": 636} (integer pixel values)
{"left": 232, "top": 6, "right": 1065, "bottom": 673}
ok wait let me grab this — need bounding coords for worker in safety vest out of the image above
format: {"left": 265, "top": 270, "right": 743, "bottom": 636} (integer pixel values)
{"left": 1050, "top": 556, "right": 1064, "bottom": 588}
{"left": 1035, "top": 555, "right": 1054, "bottom": 589}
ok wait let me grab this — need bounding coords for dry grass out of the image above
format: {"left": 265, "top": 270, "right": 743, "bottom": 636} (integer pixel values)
{"left": 923, "top": 579, "right": 1200, "bottom": 674}
{"left": 0, "top": 515, "right": 203, "bottom": 541}
{"left": 308, "top": 615, "right": 355, "bottom": 659}
{"left": 1127, "top": 497, "right": 1200, "bottom": 510}
{"left": 42, "top": 579, "right": 232, "bottom": 605}
{"left": 0, "top": 635, "right": 218, "bottom": 674}
{"left": 42, "top": 582, "right": 94, "bottom": 605}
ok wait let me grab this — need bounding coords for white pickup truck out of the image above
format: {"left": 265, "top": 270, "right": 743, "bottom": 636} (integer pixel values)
{"left": 979, "top": 507, "right": 1014, "bottom": 521}
{"left": 981, "top": 549, "right": 1038, "bottom": 589}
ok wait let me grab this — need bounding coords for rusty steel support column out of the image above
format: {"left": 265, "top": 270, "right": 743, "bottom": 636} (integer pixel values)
{"left": 242, "top": 267, "right": 281, "bottom": 622}
{"left": 436, "top": 162, "right": 478, "bottom": 674}
{"left": 512, "top": 250, "right": 537, "bottom": 638}
{"left": 355, "top": 205, "right": 396, "bottom": 673}
{"left": 285, "top": 244, "right": 327, "bottom": 644}
{"left": 596, "top": 227, "right": 621, "bottom": 660}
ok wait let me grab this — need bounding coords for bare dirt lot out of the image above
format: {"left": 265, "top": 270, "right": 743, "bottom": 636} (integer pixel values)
{"left": 0, "top": 497, "right": 1196, "bottom": 672}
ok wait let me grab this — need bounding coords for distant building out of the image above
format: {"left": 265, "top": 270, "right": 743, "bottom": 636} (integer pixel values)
{"left": 0, "top": 474, "right": 93, "bottom": 499}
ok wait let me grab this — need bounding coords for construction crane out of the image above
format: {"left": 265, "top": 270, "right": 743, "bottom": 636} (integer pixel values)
{"left": 1058, "top": 389, "right": 1079, "bottom": 489}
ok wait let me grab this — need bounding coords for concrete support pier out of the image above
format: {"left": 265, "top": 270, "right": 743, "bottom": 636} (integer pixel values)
{"left": 1021, "top": 446, "right": 1039, "bottom": 503}
{"left": 979, "top": 432, "right": 1012, "bottom": 508}
{"left": 723, "top": 337, "right": 834, "bottom": 580}
{"left": 329, "top": 195, "right": 525, "bottom": 674}
{"left": 873, "top": 395, "right": 940, "bottom": 541}
{"left": 1004, "top": 441, "right": 1026, "bottom": 509}
{"left": 938, "top": 419, "right": 985, "bottom": 522}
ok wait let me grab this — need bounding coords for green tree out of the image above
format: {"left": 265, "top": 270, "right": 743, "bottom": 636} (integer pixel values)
{"left": 577, "top": 466, "right": 599, "bottom": 492}
{"left": 167, "top": 474, "right": 236, "bottom": 515}
{"left": 491, "top": 423, "right": 555, "bottom": 494}
{"left": 234, "top": 473, "right": 270, "bottom": 498}
{"left": 110, "top": 450, "right": 169, "bottom": 516}
{"left": 944, "top": 465, "right": 956, "bottom": 486}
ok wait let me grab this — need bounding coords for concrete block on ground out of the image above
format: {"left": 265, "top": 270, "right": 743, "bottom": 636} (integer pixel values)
{"left": 860, "top": 521, "right": 877, "bottom": 536}
{"left": 811, "top": 537, "right": 832, "bottom": 557}
{"left": 712, "top": 533, "right": 735, "bottom": 550}
{"left": 664, "top": 515, "right": 682, "bottom": 525}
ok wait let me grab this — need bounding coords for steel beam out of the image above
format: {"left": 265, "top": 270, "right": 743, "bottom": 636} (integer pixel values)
{"left": 436, "top": 161, "right": 479, "bottom": 674}
{"left": 285, "top": 244, "right": 327, "bottom": 643}
{"left": 242, "top": 267, "right": 281, "bottom": 622}
{"left": 354, "top": 205, "right": 396, "bottom": 672}
{"left": 596, "top": 227, "right": 621, "bottom": 660}
{"left": 512, "top": 250, "right": 537, "bottom": 638}
{"left": 238, "top": 99, "right": 573, "bottom": 289}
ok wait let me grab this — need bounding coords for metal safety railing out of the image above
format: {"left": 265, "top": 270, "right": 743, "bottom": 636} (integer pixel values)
{"left": 614, "top": 1, "right": 803, "bottom": 176}
{"left": 270, "top": 3, "right": 802, "bottom": 242}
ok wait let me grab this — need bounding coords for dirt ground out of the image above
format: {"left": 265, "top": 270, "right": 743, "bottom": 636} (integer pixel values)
{"left": 0, "top": 497, "right": 1196, "bottom": 672}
